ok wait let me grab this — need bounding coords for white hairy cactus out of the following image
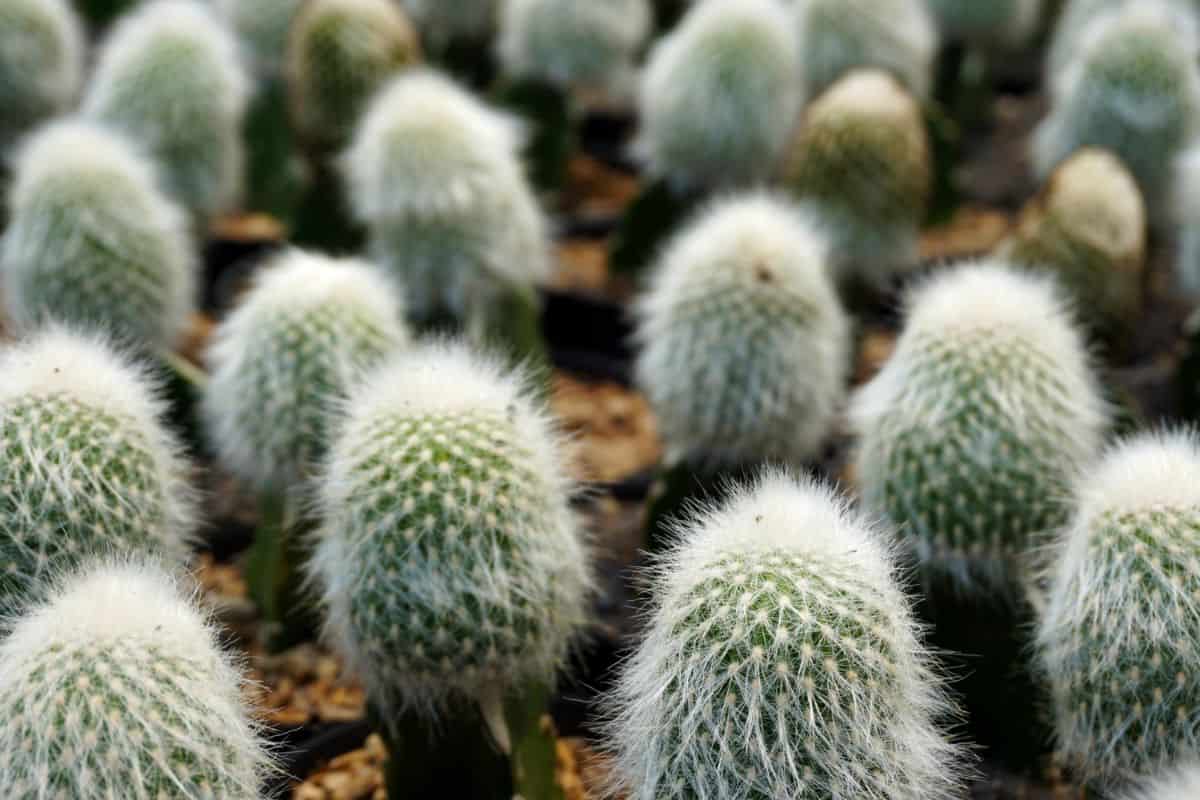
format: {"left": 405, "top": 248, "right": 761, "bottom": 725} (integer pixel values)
{"left": 84, "top": 0, "right": 249, "bottom": 225}
{"left": 1, "top": 119, "right": 195, "bottom": 351}
{"left": 0, "top": 328, "right": 195, "bottom": 607}
{"left": 1121, "top": 762, "right": 1200, "bottom": 800}
{"left": 1038, "top": 431, "right": 1200, "bottom": 784}
{"left": 1033, "top": 1, "right": 1200, "bottom": 223}
{"left": 203, "top": 250, "right": 409, "bottom": 494}
{"left": 851, "top": 262, "right": 1108, "bottom": 597}
{"left": 401, "top": 0, "right": 497, "bottom": 46}
{"left": 0, "top": 0, "right": 83, "bottom": 154}
{"left": 307, "top": 341, "right": 590, "bottom": 719}
{"left": 636, "top": 0, "right": 801, "bottom": 188}
{"left": 605, "top": 471, "right": 964, "bottom": 800}
{"left": 214, "top": 0, "right": 304, "bottom": 76}
{"left": 794, "top": 0, "right": 937, "bottom": 101}
{"left": 0, "top": 560, "right": 270, "bottom": 798}
{"left": 924, "top": 0, "right": 1043, "bottom": 45}
{"left": 344, "top": 70, "right": 550, "bottom": 327}
{"left": 635, "top": 193, "right": 850, "bottom": 469}
{"left": 497, "top": 0, "right": 652, "bottom": 93}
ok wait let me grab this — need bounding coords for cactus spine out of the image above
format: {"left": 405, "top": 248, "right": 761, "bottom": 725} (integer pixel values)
{"left": 605, "top": 471, "right": 964, "bottom": 799}
{"left": 0, "top": 0, "right": 83, "bottom": 156}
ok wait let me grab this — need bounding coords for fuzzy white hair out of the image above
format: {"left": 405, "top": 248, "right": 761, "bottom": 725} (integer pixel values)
{"left": 0, "top": 0, "right": 85, "bottom": 136}
{"left": 1121, "top": 762, "right": 1200, "bottom": 800}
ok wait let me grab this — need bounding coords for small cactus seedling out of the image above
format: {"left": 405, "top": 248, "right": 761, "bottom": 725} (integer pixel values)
{"left": 286, "top": 0, "right": 420, "bottom": 155}
{"left": 1038, "top": 431, "right": 1200, "bottom": 785}
{"left": 0, "top": 0, "right": 83, "bottom": 157}
{"left": 0, "top": 328, "right": 195, "bottom": 608}
{"left": 1032, "top": 1, "right": 1200, "bottom": 224}
{"left": 308, "top": 341, "right": 590, "bottom": 798}
{"left": 214, "top": 0, "right": 303, "bottom": 77}
{"left": 1001, "top": 148, "right": 1146, "bottom": 330}
{"left": 1121, "top": 762, "right": 1200, "bottom": 800}
{"left": 635, "top": 0, "right": 801, "bottom": 189}
{"left": 401, "top": 0, "right": 497, "bottom": 49}
{"left": 0, "top": 560, "right": 270, "bottom": 798}
{"left": 1, "top": 120, "right": 195, "bottom": 352}
{"left": 605, "top": 472, "right": 965, "bottom": 800}
{"left": 783, "top": 69, "right": 932, "bottom": 290}
{"left": 924, "top": 0, "right": 1043, "bottom": 46}
{"left": 850, "top": 261, "right": 1108, "bottom": 598}
{"left": 794, "top": 0, "right": 937, "bottom": 102}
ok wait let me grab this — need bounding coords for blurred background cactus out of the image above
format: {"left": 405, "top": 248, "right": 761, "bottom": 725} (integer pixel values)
{"left": 401, "top": 0, "right": 498, "bottom": 52}
{"left": 1174, "top": 143, "right": 1200, "bottom": 294}
{"left": 924, "top": 0, "right": 1043, "bottom": 46}
{"left": 214, "top": 0, "right": 301, "bottom": 76}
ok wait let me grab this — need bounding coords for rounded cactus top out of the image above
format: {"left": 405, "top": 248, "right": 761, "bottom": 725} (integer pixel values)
{"left": 401, "top": 0, "right": 497, "bottom": 45}
{"left": 925, "top": 0, "right": 1042, "bottom": 45}
{"left": 635, "top": 193, "right": 850, "bottom": 469}
{"left": 2, "top": 119, "right": 195, "bottom": 351}
{"left": 0, "top": 0, "right": 84, "bottom": 151}
{"left": 636, "top": 0, "right": 801, "bottom": 188}
{"left": 308, "top": 341, "right": 590, "bottom": 719}
{"left": 214, "top": 0, "right": 304, "bottom": 76}
{"left": 203, "top": 249, "right": 409, "bottom": 493}
{"left": 1032, "top": 149, "right": 1146, "bottom": 260}
{"left": 606, "top": 471, "right": 963, "bottom": 800}
{"left": 497, "top": 0, "right": 652, "bottom": 92}
{"left": 1122, "top": 763, "right": 1200, "bottom": 800}
{"left": 84, "top": 0, "right": 249, "bottom": 223}
{"left": 0, "top": 560, "right": 270, "bottom": 798}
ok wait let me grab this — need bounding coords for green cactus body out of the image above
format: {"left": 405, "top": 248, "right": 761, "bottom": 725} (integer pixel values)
{"left": 0, "top": 0, "right": 82, "bottom": 154}
{"left": 286, "top": 0, "right": 420, "bottom": 154}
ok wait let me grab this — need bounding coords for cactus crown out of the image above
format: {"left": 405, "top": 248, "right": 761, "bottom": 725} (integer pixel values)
{"left": 636, "top": 0, "right": 801, "bottom": 188}
{"left": 343, "top": 70, "right": 549, "bottom": 324}
{"left": 401, "top": 0, "right": 497, "bottom": 45}
{"left": 286, "top": 0, "right": 420, "bottom": 153}
{"left": 0, "top": 560, "right": 270, "bottom": 799}
{"left": 605, "top": 471, "right": 964, "bottom": 800}
{"left": 635, "top": 193, "right": 850, "bottom": 469}
{"left": 204, "top": 249, "right": 409, "bottom": 494}
{"left": 0, "top": 328, "right": 195, "bottom": 612}
{"left": 215, "top": 0, "right": 304, "bottom": 76}
{"left": 84, "top": 0, "right": 249, "bottom": 224}
{"left": 794, "top": 0, "right": 936, "bottom": 101}
{"left": 2, "top": 119, "right": 196, "bottom": 351}
{"left": 497, "top": 0, "right": 652, "bottom": 92}
{"left": 308, "top": 341, "right": 590, "bottom": 718}
{"left": 850, "top": 261, "right": 1108, "bottom": 596}
{"left": 924, "top": 0, "right": 1042, "bottom": 45}
{"left": 1121, "top": 762, "right": 1200, "bottom": 800}
{"left": 1037, "top": 431, "right": 1200, "bottom": 784}
{"left": 0, "top": 0, "right": 84, "bottom": 153}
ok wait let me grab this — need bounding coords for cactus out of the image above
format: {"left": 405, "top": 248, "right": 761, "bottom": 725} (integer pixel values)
{"left": 344, "top": 70, "right": 550, "bottom": 340}
{"left": 783, "top": 70, "right": 931, "bottom": 289}
{"left": 850, "top": 261, "right": 1108, "bottom": 597}
{"left": 307, "top": 341, "right": 589, "bottom": 798}
{"left": 634, "top": 193, "right": 850, "bottom": 471}
{"left": 1046, "top": 0, "right": 1124, "bottom": 75}
{"left": 924, "top": 0, "right": 1043, "bottom": 45}
{"left": 1033, "top": 1, "right": 1200, "bottom": 224}
{"left": 0, "top": 0, "right": 83, "bottom": 156}
{"left": 0, "top": 559, "right": 270, "bottom": 798}
{"left": 635, "top": 0, "right": 801, "bottom": 189}
{"left": 286, "top": 0, "right": 420, "bottom": 155}
{"left": 1174, "top": 143, "right": 1200, "bottom": 294}
{"left": 401, "top": 0, "right": 497, "bottom": 48}
{"left": 214, "top": 0, "right": 303, "bottom": 77}
{"left": 1121, "top": 763, "right": 1200, "bottom": 800}
{"left": 1001, "top": 148, "right": 1146, "bottom": 330}
{"left": 1, "top": 120, "right": 196, "bottom": 351}
{"left": 1037, "top": 431, "right": 1200, "bottom": 785}
{"left": 0, "top": 328, "right": 195, "bottom": 609}
{"left": 605, "top": 471, "right": 965, "bottom": 800}
{"left": 794, "top": 0, "right": 937, "bottom": 102}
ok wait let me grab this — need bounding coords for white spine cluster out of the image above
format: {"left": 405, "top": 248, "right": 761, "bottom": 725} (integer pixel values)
{"left": 0, "top": 0, "right": 84, "bottom": 153}
{"left": 0, "top": 560, "right": 270, "bottom": 798}
{"left": 636, "top": 0, "right": 801, "bottom": 189}
{"left": 84, "top": 0, "right": 249, "bottom": 224}
{"left": 635, "top": 193, "right": 850, "bottom": 469}
{"left": 1121, "top": 763, "right": 1200, "bottom": 800}
{"left": 605, "top": 471, "right": 964, "bottom": 800}
{"left": 1037, "top": 431, "right": 1200, "bottom": 783}
{"left": 401, "top": 0, "right": 497, "bottom": 45}
{"left": 343, "top": 70, "right": 550, "bottom": 326}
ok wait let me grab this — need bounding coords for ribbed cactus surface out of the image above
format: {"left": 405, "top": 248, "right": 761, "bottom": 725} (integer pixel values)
{"left": 0, "top": 0, "right": 82, "bottom": 154}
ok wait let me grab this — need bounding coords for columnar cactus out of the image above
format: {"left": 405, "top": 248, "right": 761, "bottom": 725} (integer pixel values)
{"left": 344, "top": 71, "right": 550, "bottom": 329}
{"left": 1038, "top": 432, "right": 1200, "bottom": 784}
{"left": 634, "top": 194, "right": 850, "bottom": 470}
{"left": 286, "top": 0, "right": 420, "bottom": 154}
{"left": 0, "top": 329, "right": 195, "bottom": 607}
{"left": 1033, "top": 1, "right": 1200, "bottom": 223}
{"left": 636, "top": 0, "right": 801, "bottom": 189}
{"left": 214, "top": 0, "right": 304, "bottom": 76}
{"left": 307, "top": 341, "right": 590, "bottom": 719}
{"left": 0, "top": 560, "right": 270, "bottom": 798}
{"left": 850, "top": 262, "right": 1108, "bottom": 597}
{"left": 1001, "top": 148, "right": 1146, "bottom": 328}
{"left": 400, "top": 0, "right": 497, "bottom": 47}
{"left": 0, "top": 0, "right": 83, "bottom": 155}
{"left": 605, "top": 472, "right": 964, "bottom": 799}
{"left": 783, "top": 69, "right": 931, "bottom": 289}
{"left": 794, "top": 0, "right": 937, "bottom": 101}
{"left": 497, "top": 0, "right": 652, "bottom": 93}
{"left": 203, "top": 250, "right": 409, "bottom": 494}
{"left": 1122, "top": 763, "right": 1200, "bottom": 800}
{"left": 924, "top": 0, "right": 1043, "bottom": 45}
{"left": 1, "top": 120, "right": 195, "bottom": 351}
{"left": 84, "top": 0, "right": 248, "bottom": 225}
